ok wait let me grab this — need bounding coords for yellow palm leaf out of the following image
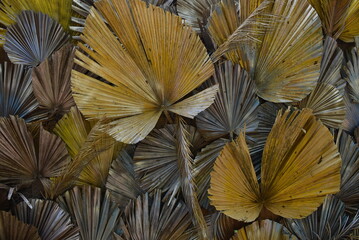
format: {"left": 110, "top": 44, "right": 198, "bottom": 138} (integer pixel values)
{"left": 231, "top": 220, "right": 294, "bottom": 240}
{"left": 72, "top": 0, "right": 217, "bottom": 143}
{"left": 340, "top": 0, "right": 359, "bottom": 42}
{"left": 209, "top": 109, "right": 341, "bottom": 222}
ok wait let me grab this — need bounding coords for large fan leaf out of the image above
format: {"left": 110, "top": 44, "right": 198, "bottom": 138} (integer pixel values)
{"left": 14, "top": 199, "right": 79, "bottom": 240}
{"left": 32, "top": 44, "right": 76, "bottom": 120}
{"left": 209, "top": 109, "right": 341, "bottom": 222}
{"left": 119, "top": 190, "right": 192, "bottom": 240}
{"left": 4, "top": 11, "right": 70, "bottom": 67}
{"left": 285, "top": 195, "right": 359, "bottom": 239}
{"left": 0, "top": 116, "right": 70, "bottom": 192}
{"left": 231, "top": 220, "right": 293, "bottom": 240}
{"left": 57, "top": 186, "right": 120, "bottom": 240}
{"left": 340, "top": 1, "right": 359, "bottom": 42}
{"left": 0, "top": 210, "right": 40, "bottom": 240}
{"left": 0, "top": 62, "right": 43, "bottom": 122}
{"left": 72, "top": 0, "right": 216, "bottom": 143}
{"left": 196, "top": 61, "right": 259, "bottom": 141}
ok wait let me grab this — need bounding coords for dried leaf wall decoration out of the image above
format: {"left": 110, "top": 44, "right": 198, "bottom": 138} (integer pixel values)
{"left": 72, "top": 0, "right": 217, "bottom": 143}
{"left": 119, "top": 190, "right": 192, "bottom": 240}
{"left": 0, "top": 116, "right": 70, "bottom": 192}
{"left": 196, "top": 61, "right": 259, "bottom": 141}
{"left": 231, "top": 220, "right": 293, "bottom": 240}
{"left": 57, "top": 186, "right": 120, "bottom": 240}
{"left": 0, "top": 62, "right": 43, "bottom": 122}
{"left": 4, "top": 11, "right": 70, "bottom": 67}
{"left": 284, "top": 195, "right": 359, "bottom": 240}
{"left": 14, "top": 199, "right": 79, "bottom": 240}
{"left": 32, "top": 45, "right": 76, "bottom": 120}
{"left": 209, "top": 109, "right": 341, "bottom": 222}
{"left": 0, "top": 210, "right": 40, "bottom": 240}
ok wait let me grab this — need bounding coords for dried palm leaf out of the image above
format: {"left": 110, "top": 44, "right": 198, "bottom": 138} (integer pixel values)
{"left": 335, "top": 131, "right": 359, "bottom": 210}
{"left": 4, "top": 11, "right": 70, "bottom": 67}
{"left": 105, "top": 147, "right": 143, "bottom": 208}
{"left": 340, "top": 1, "right": 359, "bottom": 42}
{"left": 297, "top": 83, "right": 345, "bottom": 128}
{"left": 319, "top": 36, "right": 346, "bottom": 93}
{"left": 306, "top": 0, "right": 352, "bottom": 39}
{"left": 177, "top": 0, "right": 220, "bottom": 33}
{"left": 196, "top": 61, "right": 259, "bottom": 141}
{"left": 343, "top": 93, "right": 359, "bottom": 134}
{"left": 47, "top": 107, "right": 118, "bottom": 197}
{"left": 0, "top": 116, "right": 70, "bottom": 193}
{"left": 285, "top": 195, "right": 359, "bottom": 240}
{"left": 72, "top": 0, "right": 217, "bottom": 144}
{"left": 206, "top": 212, "right": 243, "bottom": 240}
{"left": 231, "top": 220, "right": 293, "bottom": 240}
{"left": 134, "top": 124, "right": 204, "bottom": 201}
{"left": 32, "top": 45, "right": 76, "bottom": 121}
{"left": 14, "top": 199, "right": 79, "bottom": 240}
{"left": 0, "top": 62, "right": 44, "bottom": 122}
{"left": 213, "top": 0, "right": 322, "bottom": 102}
{"left": 209, "top": 108, "right": 341, "bottom": 222}
{"left": 0, "top": 210, "right": 40, "bottom": 240}
{"left": 57, "top": 186, "right": 120, "bottom": 240}
{"left": 119, "top": 190, "right": 192, "bottom": 240}
{"left": 345, "top": 47, "right": 359, "bottom": 103}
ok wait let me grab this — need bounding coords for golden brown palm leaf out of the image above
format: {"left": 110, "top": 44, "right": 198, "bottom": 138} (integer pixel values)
{"left": 209, "top": 109, "right": 341, "bottom": 222}
{"left": 0, "top": 116, "right": 70, "bottom": 193}
{"left": 339, "top": 0, "right": 359, "bottom": 42}
{"left": 57, "top": 186, "right": 120, "bottom": 240}
{"left": 196, "top": 61, "right": 259, "bottom": 141}
{"left": 72, "top": 0, "right": 218, "bottom": 144}
{"left": 0, "top": 62, "right": 45, "bottom": 122}
{"left": 47, "top": 107, "right": 119, "bottom": 197}
{"left": 32, "top": 45, "right": 76, "bottom": 120}
{"left": 14, "top": 199, "right": 79, "bottom": 240}
{"left": 0, "top": 211, "right": 40, "bottom": 240}
{"left": 231, "top": 220, "right": 294, "bottom": 240}
{"left": 4, "top": 11, "right": 70, "bottom": 67}
{"left": 213, "top": 0, "right": 323, "bottom": 102}
{"left": 119, "top": 190, "right": 192, "bottom": 240}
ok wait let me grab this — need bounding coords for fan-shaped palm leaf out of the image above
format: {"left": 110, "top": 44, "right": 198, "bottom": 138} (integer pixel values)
{"left": 4, "top": 11, "right": 70, "bottom": 67}
{"left": 209, "top": 108, "right": 341, "bottom": 222}
{"left": 14, "top": 199, "right": 79, "bottom": 240}
{"left": 340, "top": 1, "right": 359, "bottom": 42}
{"left": 213, "top": 0, "right": 323, "bottom": 102}
{"left": 285, "top": 195, "right": 359, "bottom": 239}
{"left": 57, "top": 186, "right": 120, "bottom": 240}
{"left": 32, "top": 44, "right": 76, "bottom": 121}
{"left": 0, "top": 116, "right": 70, "bottom": 193}
{"left": 231, "top": 220, "right": 293, "bottom": 240}
{"left": 345, "top": 47, "right": 359, "bottom": 103}
{"left": 335, "top": 131, "right": 359, "bottom": 210}
{"left": 196, "top": 61, "right": 259, "bottom": 141}
{"left": 0, "top": 62, "right": 44, "bottom": 122}
{"left": 72, "top": 0, "right": 218, "bottom": 144}
{"left": 118, "top": 190, "right": 192, "bottom": 240}
{"left": 0, "top": 210, "right": 40, "bottom": 240}
{"left": 343, "top": 93, "right": 359, "bottom": 134}
{"left": 47, "top": 107, "right": 119, "bottom": 197}
{"left": 105, "top": 147, "right": 143, "bottom": 208}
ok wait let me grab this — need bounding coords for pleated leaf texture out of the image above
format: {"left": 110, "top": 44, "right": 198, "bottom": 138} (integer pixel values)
{"left": 209, "top": 108, "right": 342, "bottom": 222}
{"left": 72, "top": 0, "right": 218, "bottom": 144}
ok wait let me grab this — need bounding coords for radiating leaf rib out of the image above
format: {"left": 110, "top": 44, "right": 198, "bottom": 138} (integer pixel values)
{"left": 14, "top": 199, "right": 79, "bottom": 240}
{"left": 340, "top": 0, "right": 359, "bottom": 42}
{"left": 0, "top": 116, "right": 70, "bottom": 192}
{"left": 196, "top": 61, "right": 259, "bottom": 141}
{"left": 32, "top": 45, "right": 76, "bottom": 119}
{"left": 345, "top": 47, "right": 359, "bottom": 103}
{"left": 57, "top": 186, "right": 120, "bottom": 240}
{"left": 231, "top": 220, "right": 293, "bottom": 240}
{"left": 209, "top": 132, "right": 262, "bottom": 222}
{"left": 0, "top": 62, "right": 43, "bottom": 122}
{"left": 261, "top": 109, "right": 341, "bottom": 219}
{"left": 119, "top": 190, "right": 192, "bottom": 240}
{"left": 0, "top": 210, "right": 41, "bottom": 240}
{"left": 72, "top": 0, "right": 215, "bottom": 143}
{"left": 342, "top": 93, "right": 359, "bottom": 133}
